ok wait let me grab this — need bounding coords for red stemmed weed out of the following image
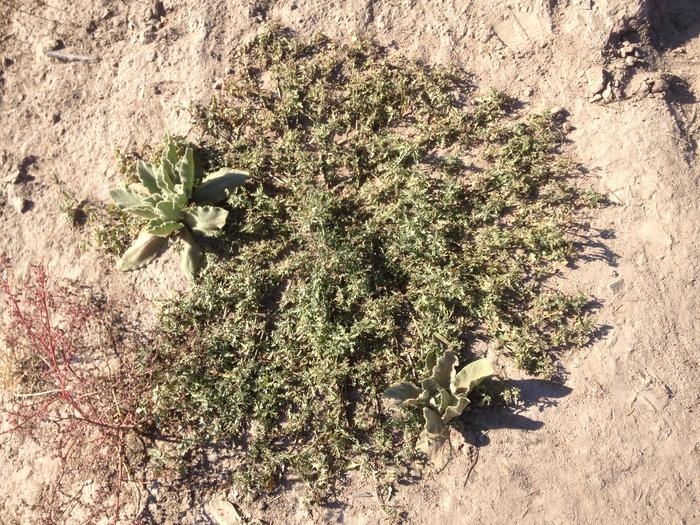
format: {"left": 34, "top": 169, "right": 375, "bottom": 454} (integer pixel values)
{"left": 1, "top": 263, "right": 155, "bottom": 524}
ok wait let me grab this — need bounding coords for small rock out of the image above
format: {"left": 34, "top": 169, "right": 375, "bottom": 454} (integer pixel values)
{"left": 204, "top": 498, "right": 242, "bottom": 525}
{"left": 11, "top": 196, "right": 32, "bottom": 214}
{"left": 602, "top": 85, "right": 613, "bottom": 100}
{"left": 608, "top": 277, "right": 625, "bottom": 294}
{"left": 225, "top": 66, "right": 234, "bottom": 75}
{"left": 586, "top": 68, "right": 607, "bottom": 95}
{"left": 151, "top": 0, "right": 166, "bottom": 20}
{"left": 589, "top": 93, "right": 602, "bottom": 103}
{"left": 636, "top": 80, "right": 651, "bottom": 96}
{"left": 213, "top": 78, "right": 224, "bottom": 90}
{"left": 51, "top": 112, "right": 61, "bottom": 124}
{"left": 85, "top": 20, "right": 97, "bottom": 34}
{"left": 625, "top": 56, "right": 637, "bottom": 67}
{"left": 619, "top": 45, "right": 634, "bottom": 57}
{"left": 139, "top": 28, "right": 156, "bottom": 45}
{"left": 41, "top": 37, "right": 64, "bottom": 53}
{"left": 478, "top": 28, "right": 494, "bottom": 44}
{"left": 101, "top": 7, "right": 114, "bottom": 20}
{"left": 650, "top": 77, "right": 669, "bottom": 94}
{"left": 2, "top": 170, "right": 21, "bottom": 184}
{"left": 2, "top": 56, "right": 14, "bottom": 67}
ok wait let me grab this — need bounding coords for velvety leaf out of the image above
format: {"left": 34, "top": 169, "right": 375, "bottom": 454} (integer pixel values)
{"left": 109, "top": 187, "right": 143, "bottom": 209}
{"left": 116, "top": 231, "right": 167, "bottom": 271}
{"left": 157, "top": 164, "right": 175, "bottom": 192}
{"left": 124, "top": 205, "right": 158, "bottom": 220}
{"left": 430, "top": 351, "right": 458, "bottom": 390}
{"left": 423, "top": 407, "right": 445, "bottom": 437}
{"left": 192, "top": 169, "right": 248, "bottom": 204}
{"left": 385, "top": 381, "right": 421, "bottom": 404}
{"left": 137, "top": 161, "right": 159, "bottom": 194}
{"left": 184, "top": 206, "right": 228, "bottom": 235}
{"left": 162, "top": 133, "right": 179, "bottom": 181}
{"left": 180, "top": 228, "right": 203, "bottom": 280}
{"left": 438, "top": 388, "right": 457, "bottom": 413}
{"left": 147, "top": 220, "right": 183, "bottom": 237}
{"left": 176, "top": 147, "right": 195, "bottom": 197}
{"left": 416, "top": 429, "right": 431, "bottom": 455}
{"left": 404, "top": 385, "right": 432, "bottom": 407}
{"left": 171, "top": 189, "right": 189, "bottom": 211}
{"left": 424, "top": 349, "right": 437, "bottom": 375}
{"left": 143, "top": 194, "right": 163, "bottom": 207}
{"left": 452, "top": 358, "right": 494, "bottom": 395}
{"left": 420, "top": 377, "right": 440, "bottom": 398}
{"left": 156, "top": 200, "right": 183, "bottom": 221}
{"left": 442, "top": 396, "right": 470, "bottom": 423}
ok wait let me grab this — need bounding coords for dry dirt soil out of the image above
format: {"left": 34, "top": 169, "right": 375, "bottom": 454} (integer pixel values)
{"left": 1, "top": 0, "right": 699, "bottom": 524}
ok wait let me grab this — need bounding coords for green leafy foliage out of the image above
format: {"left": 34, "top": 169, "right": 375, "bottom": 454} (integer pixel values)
{"left": 386, "top": 352, "right": 493, "bottom": 454}
{"left": 109, "top": 135, "right": 247, "bottom": 279}
{"left": 143, "top": 27, "right": 597, "bottom": 498}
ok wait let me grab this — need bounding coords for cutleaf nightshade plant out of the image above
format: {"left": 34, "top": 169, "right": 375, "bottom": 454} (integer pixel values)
{"left": 386, "top": 351, "right": 494, "bottom": 454}
{"left": 109, "top": 134, "right": 247, "bottom": 279}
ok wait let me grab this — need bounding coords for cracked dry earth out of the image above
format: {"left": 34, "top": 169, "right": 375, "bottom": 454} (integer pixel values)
{"left": 1, "top": 0, "right": 699, "bottom": 523}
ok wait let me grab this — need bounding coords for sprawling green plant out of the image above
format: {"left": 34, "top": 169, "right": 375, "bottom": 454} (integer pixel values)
{"left": 386, "top": 352, "right": 493, "bottom": 453}
{"left": 109, "top": 135, "right": 247, "bottom": 279}
{"left": 134, "top": 27, "right": 596, "bottom": 500}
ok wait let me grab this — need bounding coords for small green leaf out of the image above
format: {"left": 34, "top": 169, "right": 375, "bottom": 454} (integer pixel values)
{"left": 192, "top": 169, "right": 248, "bottom": 204}
{"left": 109, "top": 187, "right": 144, "bottom": 209}
{"left": 452, "top": 358, "right": 494, "bottom": 395}
{"left": 184, "top": 206, "right": 228, "bottom": 235}
{"left": 116, "top": 231, "right": 167, "bottom": 271}
{"left": 385, "top": 382, "right": 421, "bottom": 404}
{"left": 147, "top": 220, "right": 183, "bottom": 237}
{"left": 180, "top": 228, "right": 203, "bottom": 280}
{"left": 137, "top": 161, "right": 159, "bottom": 194}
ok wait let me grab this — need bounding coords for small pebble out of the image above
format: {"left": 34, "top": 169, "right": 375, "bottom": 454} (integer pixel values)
{"left": 608, "top": 278, "right": 625, "bottom": 294}
{"left": 12, "top": 197, "right": 32, "bottom": 214}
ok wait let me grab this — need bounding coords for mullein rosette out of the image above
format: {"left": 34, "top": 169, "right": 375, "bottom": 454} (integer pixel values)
{"left": 385, "top": 351, "right": 494, "bottom": 454}
{"left": 109, "top": 135, "right": 247, "bottom": 279}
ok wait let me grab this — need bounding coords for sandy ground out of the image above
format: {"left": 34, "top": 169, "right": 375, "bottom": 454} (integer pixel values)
{"left": 1, "top": 0, "right": 699, "bottom": 523}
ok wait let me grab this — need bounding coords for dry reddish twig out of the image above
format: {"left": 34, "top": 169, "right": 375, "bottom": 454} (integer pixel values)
{"left": 0, "top": 264, "right": 155, "bottom": 524}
